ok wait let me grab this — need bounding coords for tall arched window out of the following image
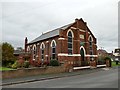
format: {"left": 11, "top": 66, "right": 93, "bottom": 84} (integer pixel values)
{"left": 80, "top": 46, "right": 86, "bottom": 61}
{"left": 68, "top": 31, "right": 73, "bottom": 54}
{"left": 51, "top": 40, "right": 56, "bottom": 59}
{"left": 33, "top": 45, "right": 36, "bottom": 60}
{"left": 80, "top": 48, "right": 85, "bottom": 61}
{"left": 27, "top": 46, "right": 30, "bottom": 52}
{"left": 41, "top": 44, "right": 44, "bottom": 61}
{"left": 89, "top": 36, "right": 93, "bottom": 60}
{"left": 40, "top": 43, "right": 45, "bottom": 61}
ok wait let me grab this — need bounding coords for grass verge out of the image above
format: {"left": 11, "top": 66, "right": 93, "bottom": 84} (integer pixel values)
{"left": 112, "top": 61, "right": 120, "bottom": 67}
{"left": 0, "top": 67, "right": 14, "bottom": 71}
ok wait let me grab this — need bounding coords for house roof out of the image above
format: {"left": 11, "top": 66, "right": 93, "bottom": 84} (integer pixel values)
{"left": 14, "top": 50, "right": 23, "bottom": 55}
{"left": 28, "top": 23, "right": 73, "bottom": 44}
{"left": 97, "top": 49, "right": 108, "bottom": 54}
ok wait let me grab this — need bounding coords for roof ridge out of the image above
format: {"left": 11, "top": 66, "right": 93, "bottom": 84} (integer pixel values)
{"left": 42, "top": 23, "right": 73, "bottom": 35}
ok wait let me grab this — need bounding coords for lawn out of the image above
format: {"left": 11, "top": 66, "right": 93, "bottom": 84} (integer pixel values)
{"left": 112, "top": 61, "right": 120, "bottom": 67}
{"left": 0, "top": 67, "right": 14, "bottom": 71}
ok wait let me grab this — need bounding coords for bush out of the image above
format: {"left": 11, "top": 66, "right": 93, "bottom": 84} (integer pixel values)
{"left": 17, "top": 59, "right": 24, "bottom": 68}
{"left": 43, "top": 61, "right": 49, "bottom": 66}
{"left": 23, "top": 61, "right": 30, "bottom": 68}
{"left": 6, "top": 63, "right": 12, "bottom": 68}
{"left": 97, "top": 59, "right": 106, "bottom": 65}
{"left": 104, "top": 57, "right": 111, "bottom": 61}
{"left": 2, "top": 60, "right": 15, "bottom": 67}
{"left": 81, "top": 61, "right": 89, "bottom": 66}
{"left": 104, "top": 56, "right": 112, "bottom": 67}
{"left": 50, "top": 59, "right": 60, "bottom": 66}
{"left": 12, "top": 61, "right": 18, "bottom": 69}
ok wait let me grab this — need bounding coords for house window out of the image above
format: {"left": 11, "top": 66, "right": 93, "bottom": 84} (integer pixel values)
{"left": 68, "top": 31, "right": 73, "bottom": 54}
{"left": 27, "top": 46, "right": 30, "bottom": 52}
{"left": 41, "top": 44, "right": 44, "bottom": 61}
{"left": 40, "top": 43, "right": 45, "bottom": 61}
{"left": 33, "top": 45, "right": 36, "bottom": 60}
{"left": 89, "top": 36, "right": 93, "bottom": 60}
{"left": 51, "top": 40, "right": 56, "bottom": 59}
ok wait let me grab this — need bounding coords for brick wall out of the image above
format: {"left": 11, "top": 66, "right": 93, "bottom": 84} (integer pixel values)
{"left": 2, "top": 66, "right": 65, "bottom": 79}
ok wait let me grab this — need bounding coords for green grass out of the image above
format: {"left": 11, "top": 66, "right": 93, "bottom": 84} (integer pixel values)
{"left": 0, "top": 67, "right": 14, "bottom": 71}
{"left": 112, "top": 61, "right": 120, "bottom": 67}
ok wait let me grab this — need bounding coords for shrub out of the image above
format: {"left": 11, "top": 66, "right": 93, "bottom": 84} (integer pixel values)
{"left": 104, "top": 56, "right": 112, "bottom": 67}
{"left": 6, "top": 63, "right": 12, "bottom": 68}
{"left": 50, "top": 59, "right": 60, "bottom": 66}
{"left": 81, "top": 61, "right": 89, "bottom": 66}
{"left": 43, "top": 61, "right": 49, "bottom": 66}
{"left": 104, "top": 57, "right": 111, "bottom": 61}
{"left": 23, "top": 61, "right": 30, "bottom": 68}
{"left": 97, "top": 59, "right": 106, "bottom": 65}
{"left": 2, "top": 60, "right": 15, "bottom": 67}
{"left": 12, "top": 61, "right": 18, "bottom": 69}
{"left": 37, "top": 60, "right": 42, "bottom": 67}
{"left": 17, "top": 59, "right": 24, "bottom": 68}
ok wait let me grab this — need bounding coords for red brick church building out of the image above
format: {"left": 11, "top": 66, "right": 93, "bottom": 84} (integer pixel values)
{"left": 25, "top": 18, "right": 97, "bottom": 67}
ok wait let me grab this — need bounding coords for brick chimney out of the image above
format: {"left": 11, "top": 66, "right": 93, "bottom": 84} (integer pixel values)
{"left": 25, "top": 37, "right": 28, "bottom": 52}
{"left": 75, "top": 18, "right": 79, "bottom": 22}
{"left": 84, "top": 22, "right": 87, "bottom": 26}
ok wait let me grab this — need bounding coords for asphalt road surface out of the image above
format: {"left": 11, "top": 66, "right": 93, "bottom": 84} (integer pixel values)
{"left": 3, "top": 68, "right": 119, "bottom": 88}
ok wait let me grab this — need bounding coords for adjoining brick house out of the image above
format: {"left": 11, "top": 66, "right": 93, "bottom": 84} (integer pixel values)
{"left": 25, "top": 18, "right": 97, "bottom": 67}
{"left": 97, "top": 49, "right": 108, "bottom": 58}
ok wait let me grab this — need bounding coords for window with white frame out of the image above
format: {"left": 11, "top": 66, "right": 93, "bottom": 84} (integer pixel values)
{"left": 27, "top": 46, "right": 30, "bottom": 52}
{"left": 89, "top": 36, "right": 93, "bottom": 60}
{"left": 33, "top": 45, "right": 36, "bottom": 60}
{"left": 41, "top": 43, "right": 45, "bottom": 61}
{"left": 51, "top": 40, "right": 56, "bottom": 59}
{"left": 68, "top": 31, "right": 73, "bottom": 54}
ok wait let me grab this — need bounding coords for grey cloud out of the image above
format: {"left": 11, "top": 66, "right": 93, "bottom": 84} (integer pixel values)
{"left": 2, "top": 0, "right": 118, "bottom": 52}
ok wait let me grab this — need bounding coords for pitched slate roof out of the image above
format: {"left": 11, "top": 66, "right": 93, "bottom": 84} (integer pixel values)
{"left": 28, "top": 23, "right": 73, "bottom": 44}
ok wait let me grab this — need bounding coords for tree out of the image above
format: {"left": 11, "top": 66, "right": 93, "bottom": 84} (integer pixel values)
{"left": 2, "top": 42, "right": 15, "bottom": 66}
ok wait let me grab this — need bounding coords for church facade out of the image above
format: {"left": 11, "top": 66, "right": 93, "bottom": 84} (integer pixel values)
{"left": 25, "top": 18, "right": 97, "bottom": 67}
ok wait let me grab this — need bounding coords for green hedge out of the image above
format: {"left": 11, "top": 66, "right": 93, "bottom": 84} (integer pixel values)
{"left": 11, "top": 61, "right": 18, "bottom": 69}
{"left": 23, "top": 61, "right": 30, "bottom": 68}
{"left": 50, "top": 60, "right": 60, "bottom": 66}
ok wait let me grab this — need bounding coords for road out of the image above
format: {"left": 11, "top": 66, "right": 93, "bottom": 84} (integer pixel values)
{"left": 3, "top": 68, "right": 119, "bottom": 88}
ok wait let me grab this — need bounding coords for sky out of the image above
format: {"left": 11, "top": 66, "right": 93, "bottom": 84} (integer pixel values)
{"left": 1, "top": 0, "right": 119, "bottom": 53}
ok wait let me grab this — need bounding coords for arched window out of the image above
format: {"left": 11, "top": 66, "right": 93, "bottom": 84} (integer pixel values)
{"left": 89, "top": 36, "right": 93, "bottom": 55}
{"left": 40, "top": 43, "right": 45, "bottom": 61}
{"left": 27, "top": 46, "right": 30, "bottom": 52}
{"left": 33, "top": 45, "right": 36, "bottom": 61}
{"left": 80, "top": 46, "right": 86, "bottom": 61}
{"left": 41, "top": 44, "right": 44, "bottom": 61}
{"left": 68, "top": 31, "right": 73, "bottom": 54}
{"left": 80, "top": 48, "right": 85, "bottom": 61}
{"left": 51, "top": 40, "right": 56, "bottom": 59}
{"left": 89, "top": 36, "right": 93, "bottom": 60}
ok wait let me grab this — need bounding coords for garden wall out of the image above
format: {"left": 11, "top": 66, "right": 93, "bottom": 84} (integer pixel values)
{"left": 2, "top": 66, "right": 65, "bottom": 79}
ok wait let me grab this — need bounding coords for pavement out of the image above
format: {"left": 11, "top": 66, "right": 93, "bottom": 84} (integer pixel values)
{"left": 2, "top": 66, "right": 118, "bottom": 86}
